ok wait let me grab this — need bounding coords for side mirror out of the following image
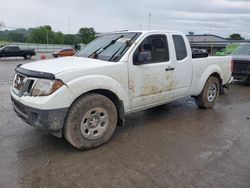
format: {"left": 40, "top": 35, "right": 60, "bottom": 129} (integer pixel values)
{"left": 133, "top": 51, "right": 152, "bottom": 65}
{"left": 192, "top": 49, "right": 208, "bottom": 58}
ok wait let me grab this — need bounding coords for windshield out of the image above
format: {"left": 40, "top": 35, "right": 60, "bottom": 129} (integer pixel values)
{"left": 76, "top": 32, "right": 141, "bottom": 62}
{"left": 232, "top": 45, "right": 250, "bottom": 56}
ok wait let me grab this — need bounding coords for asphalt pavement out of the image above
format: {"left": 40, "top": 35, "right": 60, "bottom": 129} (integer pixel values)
{"left": 0, "top": 57, "right": 250, "bottom": 188}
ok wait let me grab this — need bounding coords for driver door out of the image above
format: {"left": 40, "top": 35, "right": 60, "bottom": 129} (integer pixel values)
{"left": 128, "top": 34, "right": 176, "bottom": 110}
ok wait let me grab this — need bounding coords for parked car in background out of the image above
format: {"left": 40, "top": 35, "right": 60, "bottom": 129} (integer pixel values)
{"left": 52, "top": 48, "right": 76, "bottom": 57}
{"left": 0, "top": 46, "right": 36, "bottom": 59}
{"left": 192, "top": 48, "right": 209, "bottom": 58}
{"left": 231, "top": 43, "right": 250, "bottom": 82}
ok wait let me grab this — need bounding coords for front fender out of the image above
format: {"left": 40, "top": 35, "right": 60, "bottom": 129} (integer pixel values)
{"left": 191, "top": 64, "right": 223, "bottom": 96}
{"left": 66, "top": 75, "right": 130, "bottom": 111}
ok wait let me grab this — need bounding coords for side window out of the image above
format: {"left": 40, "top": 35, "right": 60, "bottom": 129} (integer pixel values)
{"left": 133, "top": 35, "right": 169, "bottom": 64}
{"left": 10, "top": 47, "right": 19, "bottom": 52}
{"left": 172, "top": 35, "right": 187, "bottom": 61}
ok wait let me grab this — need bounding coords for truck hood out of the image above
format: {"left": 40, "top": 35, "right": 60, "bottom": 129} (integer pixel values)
{"left": 21, "top": 56, "right": 113, "bottom": 75}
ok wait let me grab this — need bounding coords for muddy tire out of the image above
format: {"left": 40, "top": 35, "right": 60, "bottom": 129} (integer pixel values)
{"left": 64, "top": 93, "right": 117, "bottom": 150}
{"left": 195, "top": 76, "right": 220, "bottom": 109}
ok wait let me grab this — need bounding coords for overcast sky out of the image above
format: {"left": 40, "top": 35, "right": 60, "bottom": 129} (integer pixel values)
{"left": 1, "top": 0, "right": 250, "bottom": 38}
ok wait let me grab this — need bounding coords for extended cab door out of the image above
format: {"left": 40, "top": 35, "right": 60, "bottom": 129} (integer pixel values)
{"left": 9, "top": 46, "right": 20, "bottom": 57}
{"left": 170, "top": 34, "right": 193, "bottom": 98}
{"left": 128, "top": 34, "right": 176, "bottom": 109}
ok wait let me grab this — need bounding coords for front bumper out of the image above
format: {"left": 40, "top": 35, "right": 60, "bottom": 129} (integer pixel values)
{"left": 11, "top": 96, "right": 69, "bottom": 137}
{"left": 227, "top": 76, "right": 234, "bottom": 85}
{"left": 220, "top": 76, "right": 233, "bottom": 93}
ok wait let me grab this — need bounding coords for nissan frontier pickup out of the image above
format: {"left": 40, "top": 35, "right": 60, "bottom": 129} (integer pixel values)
{"left": 11, "top": 30, "right": 233, "bottom": 150}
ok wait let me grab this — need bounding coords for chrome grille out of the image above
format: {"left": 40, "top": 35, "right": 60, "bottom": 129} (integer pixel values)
{"left": 14, "top": 73, "right": 25, "bottom": 91}
{"left": 12, "top": 73, "right": 36, "bottom": 96}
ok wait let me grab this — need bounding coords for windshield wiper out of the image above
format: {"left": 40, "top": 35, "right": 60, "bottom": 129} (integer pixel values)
{"left": 108, "top": 33, "right": 139, "bottom": 62}
{"left": 88, "top": 35, "right": 124, "bottom": 58}
{"left": 88, "top": 46, "right": 104, "bottom": 58}
{"left": 108, "top": 43, "right": 128, "bottom": 62}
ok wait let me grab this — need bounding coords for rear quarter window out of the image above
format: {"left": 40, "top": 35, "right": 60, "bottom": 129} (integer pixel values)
{"left": 172, "top": 35, "right": 187, "bottom": 61}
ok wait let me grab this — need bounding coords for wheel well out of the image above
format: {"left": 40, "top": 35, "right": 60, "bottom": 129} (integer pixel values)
{"left": 210, "top": 73, "right": 223, "bottom": 93}
{"left": 83, "top": 89, "right": 125, "bottom": 126}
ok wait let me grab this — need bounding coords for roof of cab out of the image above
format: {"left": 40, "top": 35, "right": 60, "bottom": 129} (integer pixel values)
{"left": 97, "top": 30, "right": 184, "bottom": 36}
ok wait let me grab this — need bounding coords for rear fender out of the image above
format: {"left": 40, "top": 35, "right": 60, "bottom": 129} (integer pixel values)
{"left": 192, "top": 65, "right": 223, "bottom": 96}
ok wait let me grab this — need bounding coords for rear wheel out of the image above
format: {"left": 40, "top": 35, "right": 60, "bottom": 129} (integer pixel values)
{"left": 24, "top": 54, "right": 31, "bottom": 59}
{"left": 64, "top": 93, "right": 118, "bottom": 150}
{"left": 195, "top": 76, "right": 220, "bottom": 109}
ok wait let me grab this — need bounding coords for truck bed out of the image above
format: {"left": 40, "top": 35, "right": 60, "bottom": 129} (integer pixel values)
{"left": 190, "top": 56, "right": 232, "bottom": 96}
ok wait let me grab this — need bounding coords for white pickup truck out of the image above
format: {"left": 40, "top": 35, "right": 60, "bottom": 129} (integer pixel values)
{"left": 11, "top": 30, "right": 233, "bottom": 150}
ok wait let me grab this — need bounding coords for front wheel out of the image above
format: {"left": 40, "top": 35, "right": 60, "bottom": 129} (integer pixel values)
{"left": 64, "top": 94, "right": 118, "bottom": 150}
{"left": 195, "top": 76, "right": 220, "bottom": 109}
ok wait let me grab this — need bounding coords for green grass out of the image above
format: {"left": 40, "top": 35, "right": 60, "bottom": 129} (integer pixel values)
{"left": 0, "top": 40, "right": 8, "bottom": 44}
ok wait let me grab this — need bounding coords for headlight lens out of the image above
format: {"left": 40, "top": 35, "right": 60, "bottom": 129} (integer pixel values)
{"left": 31, "top": 79, "right": 64, "bottom": 96}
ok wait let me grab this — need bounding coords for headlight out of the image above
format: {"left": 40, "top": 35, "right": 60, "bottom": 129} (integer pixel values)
{"left": 31, "top": 79, "right": 64, "bottom": 96}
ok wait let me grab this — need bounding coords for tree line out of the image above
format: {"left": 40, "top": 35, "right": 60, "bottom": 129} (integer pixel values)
{"left": 228, "top": 33, "right": 245, "bottom": 40}
{"left": 0, "top": 25, "right": 96, "bottom": 45}
{"left": 0, "top": 26, "right": 247, "bottom": 45}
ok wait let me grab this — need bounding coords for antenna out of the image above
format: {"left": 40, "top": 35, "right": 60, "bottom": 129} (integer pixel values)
{"left": 148, "top": 13, "right": 152, "bottom": 30}
{"left": 0, "top": 21, "right": 6, "bottom": 29}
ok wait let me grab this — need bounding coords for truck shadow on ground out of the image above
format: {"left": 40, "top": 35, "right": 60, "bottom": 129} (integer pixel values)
{"left": 15, "top": 98, "right": 196, "bottom": 154}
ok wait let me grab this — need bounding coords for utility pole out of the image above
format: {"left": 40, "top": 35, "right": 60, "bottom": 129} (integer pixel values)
{"left": 46, "top": 29, "right": 49, "bottom": 52}
{"left": 68, "top": 14, "right": 71, "bottom": 34}
{"left": 140, "top": 24, "right": 142, "bottom": 31}
{"left": 148, "top": 13, "right": 152, "bottom": 30}
{"left": 46, "top": 30, "right": 49, "bottom": 45}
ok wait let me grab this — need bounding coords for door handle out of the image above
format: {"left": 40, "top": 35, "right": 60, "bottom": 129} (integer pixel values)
{"left": 165, "top": 67, "right": 175, "bottom": 71}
